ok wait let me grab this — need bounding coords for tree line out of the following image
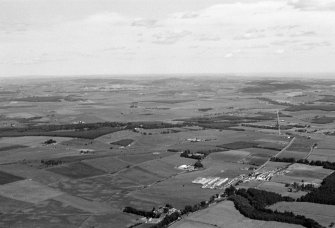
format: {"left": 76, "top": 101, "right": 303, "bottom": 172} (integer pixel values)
{"left": 270, "top": 157, "right": 335, "bottom": 170}
{"left": 225, "top": 187, "right": 323, "bottom": 228}
{"left": 298, "top": 172, "right": 335, "bottom": 205}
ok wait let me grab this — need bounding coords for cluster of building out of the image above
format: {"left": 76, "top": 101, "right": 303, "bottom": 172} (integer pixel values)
{"left": 192, "top": 168, "right": 290, "bottom": 191}
{"left": 177, "top": 164, "right": 195, "bottom": 171}
{"left": 243, "top": 168, "right": 288, "bottom": 182}
{"left": 139, "top": 206, "right": 181, "bottom": 224}
{"left": 192, "top": 177, "right": 229, "bottom": 189}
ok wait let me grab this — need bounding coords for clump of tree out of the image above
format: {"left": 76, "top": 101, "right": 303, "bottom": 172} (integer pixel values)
{"left": 41, "top": 159, "right": 63, "bottom": 167}
{"left": 286, "top": 182, "right": 316, "bottom": 192}
{"left": 194, "top": 160, "right": 203, "bottom": 169}
{"left": 123, "top": 206, "right": 158, "bottom": 218}
{"left": 298, "top": 172, "right": 335, "bottom": 205}
{"left": 270, "top": 157, "right": 296, "bottom": 163}
{"left": 150, "top": 211, "right": 180, "bottom": 228}
{"left": 180, "top": 150, "right": 203, "bottom": 160}
{"left": 44, "top": 139, "right": 56, "bottom": 144}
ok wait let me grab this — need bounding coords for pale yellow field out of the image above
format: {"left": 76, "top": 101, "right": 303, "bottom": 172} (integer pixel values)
{"left": 171, "top": 201, "right": 303, "bottom": 228}
{"left": 269, "top": 202, "right": 335, "bottom": 227}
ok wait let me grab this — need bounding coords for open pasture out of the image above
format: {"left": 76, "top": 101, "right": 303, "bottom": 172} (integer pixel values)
{"left": 0, "top": 144, "right": 28, "bottom": 152}
{"left": 277, "top": 150, "right": 309, "bottom": 160}
{"left": 315, "top": 136, "right": 335, "bottom": 149}
{"left": 269, "top": 202, "right": 335, "bottom": 227}
{"left": 47, "top": 162, "right": 106, "bottom": 179}
{"left": 308, "top": 148, "right": 335, "bottom": 162}
{"left": 0, "top": 145, "right": 84, "bottom": 164}
{"left": 208, "top": 150, "right": 250, "bottom": 163}
{"left": 0, "top": 170, "right": 24, "bottom": 185}
{"left": 0, "top": 195, "right": 34, "bottom": 214}
{"left": 0, "top": 212, "right": 87, "bottom": 228}
{"left": 286, "top": 163, "right": 333, "bottom": 179}
{"left": 244, "top": 156, "right": 268, "bottom": 166}
{"left": 60, "top": 138, "right": 111, "bottom": 151}
{"left": 203, "top": 158, "right": 253, "bottom": 178}
{"left": 53, "top": 193, "right": 117, "bottom": 214}
{"left": 18, "top": 198, "right": 87, "bottom": 215}
{"left": 119, "top": 152, "right": 172, "bottom": 164}
{"left": 136, "top": 159, "right": 180, "bottom": 178}
{"left": 286, "top": 137, "right": 315, "bottom": 153}
{"left": 159, "top": 153, "right": 195, "bottom": 166}
{"left": 0, "top": 136, "right": 72, "bottom": 147}
{"left": 110, "top": 139, "right": 134, "bottom": 147}
{"left": 80, "top": 213, "right": 141, "bottom": 228}
{"left": 49, "top": 174, "right": 141, "bottom": 206}
{"left": 0, "top": 163, "right": 70, "bottom": 184}
{"left": 96, "top": 129, "right": 139, "bottom": 144}
{"left": 82, "top": 156, "right": 131, "bottom": 173}
{"left": 258, "top": 181, "right": 306, "bottom": 199}
{"left": 171, "top": 201, "right": 303, "bottom": 228}
{"left": 311, "top": 148, "right": 335, "bottom": 156}
{"left": 0, "top": 180, "right": 62, "bottom": 203}
{"left": 243, "top": 148, "right": 279, "bottom": 157}
{"left": 118, "top": 166, "right": 163, "bottom": 185}
{"left": 126, "top": 173, "right": 221, "bottom": 210}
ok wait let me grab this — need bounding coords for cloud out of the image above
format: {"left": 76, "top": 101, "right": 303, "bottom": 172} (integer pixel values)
{"left": 131, "top": 18, "right": 157, "bottom": 27}
{"left": 84, "top": 12, "right": 129, "bottom": 25}
{"left": 2, "top": 0, "right": 335, "bottom": 76}
{"left": 172, "top": 12, "right": 199, "bottom": 19}
{"left": 288, "top": 0, "right": 335, "bottom": 10}
{"left": 234, "top": 32, "right": 266, "bottom": 40}
{"left": 224, "top": 53, "right": 233, "bottom": 58}
{"left": 289, "top": 30, "right": 317, "bottom": 37}
{"left": 275, "top": 49, "right": 285, "bottom": 54}
{"left": 271, "top": 40, "right": 301, "bottom": 46}
{"left": 152, "top": 30, "right": 191, "bottom": 45}
{"left": 197, "top": 34, "right": 221, "bottom": 41}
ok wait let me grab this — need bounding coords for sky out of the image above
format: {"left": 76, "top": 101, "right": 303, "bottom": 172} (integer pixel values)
{"left": 1, "top": 0, "right": 335, "bottom": 77}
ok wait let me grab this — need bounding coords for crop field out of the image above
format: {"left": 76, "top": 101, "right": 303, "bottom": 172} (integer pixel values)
{"left": 277, "top": 150, "right": 309, "bottom": 160}
{"left": 0, "top": 195, "right": 34, "bottom": 214}
{"left": 0, "top": 163, "right": 70, "bottom": 184}
{"left": 243, "top": 148, "right": 279, "bottom": 157}
{"left": 82, "top": 156, "right": 131, "bottom": 173}
{"left": 0, "top": 213, "right": 88, "bottom": 228}
{"left": 171, "top": 201, "right": 303, "bottom": 228}
{"left": 118, "top": 166, "right": 164, "bottom": 185}
{"left": 269, "top": 202, "right": 335, "bottom": 227}
{"left": 286, "top": 137, "right": 315, "bottom": 153}
{"left": 110, "top": 139, "right": 134, "bottom": 147}
{"left": 47, "top": 162, "right": 106, "bottom": 179}
{"left": 0, "top": 136, "right": 72, "bottom": 147}
{"left": 258, "top": 181, "right": 306, "bottom": 199}
{"left": 208, "top": 150, "right": 250, "bottom": 163}
{"left": 244, "top": 156, "right": 269, "bottom": 166}
{"left": 0, "top": 144, "right": 28, "bottom": 151}
{"left": 119, "top": 152, "right": 172, "bottom": 164}
{"left": 49, "top": 174, "right": 139, "bottom": 205}
{"left": 126, "top": 172, "right": 221, "bottom": 210}
{"left": 1, "top": 78, "right": 335, "bottom": 227}
{"left": 0, "top": 170, "right": 24, "bottom": 185}
{"left": 286, "top": 163, "right": 333, "bottom": 179}
{"left": 136, "top": 159, "right": 180, "bottom": 178}
{"left": 0, "top": 180, "right": 62, "bottom": 203}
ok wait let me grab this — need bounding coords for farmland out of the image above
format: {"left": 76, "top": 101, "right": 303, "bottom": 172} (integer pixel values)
{"left": 0, "top": 77, "right": 335, "bottom": 227}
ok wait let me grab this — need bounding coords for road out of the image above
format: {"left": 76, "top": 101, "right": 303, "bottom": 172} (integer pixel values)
{"left": 255, "top": 137, "right": 296, "bottom": 172}
{"left": 304, "top": 145, "right": 315, "bottom": 160}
